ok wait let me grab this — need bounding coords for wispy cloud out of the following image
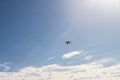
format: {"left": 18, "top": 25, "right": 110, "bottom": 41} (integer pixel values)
{"left": 62, "top": 51, "right": 83, "bottom": 59}
{"left": 46, "top": 57, "right": 54, "bottom": 61}
{"left": 0, "top": 58, "right": 119, "bottom": 80}
{"left": 84, "top": 56, "right": 93, "bottom": 60}
{"left": 92, "top": 58, "right": 115, "bottom": 64}
{"left": 0, "top": 63, "right": 10, "bottom": 71}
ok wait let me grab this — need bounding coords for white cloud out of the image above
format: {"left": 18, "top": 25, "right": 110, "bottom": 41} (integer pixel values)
{"left": 0, "top": 63, "right": 10, "bottom": 71}
{"left": 62, "top": 51, "right": 83, "bottom": 59}
{"left": 0, "top": 59, "right": 120, "bottom": 80}
{"left": 46, "top": 57, "right": 54, "bottom": 61}
{"left": 84, "top": 56, "right": 93, "bottom": 60}
{"left": 93, "top": 58, "right": 115, "bottom": 64}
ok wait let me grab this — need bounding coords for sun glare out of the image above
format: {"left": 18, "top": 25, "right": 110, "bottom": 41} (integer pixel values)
{"left": 85, "top": 0, "right": 120, "bottom": 9}
{"left": 65, "top": 0, "right": 120, "bottom": 18}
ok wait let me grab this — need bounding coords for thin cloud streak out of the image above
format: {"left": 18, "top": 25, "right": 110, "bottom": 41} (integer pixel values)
{"left": 84, "top": 56, "right": 93, "bottom": 60}
{"left": 62, "top": 51, "right": 83, "bottom": 59}
{"left": 46, "top": 57, "right": 54, "bottom": 61}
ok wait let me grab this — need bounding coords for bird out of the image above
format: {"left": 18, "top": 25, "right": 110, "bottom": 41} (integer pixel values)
{"left": 65, "top": 41, "right": 71, "bottom": 46}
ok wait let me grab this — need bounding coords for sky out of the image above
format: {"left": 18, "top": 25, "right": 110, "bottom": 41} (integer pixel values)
{"left": 0, "top": 0, "right": 120, "bottom": 79}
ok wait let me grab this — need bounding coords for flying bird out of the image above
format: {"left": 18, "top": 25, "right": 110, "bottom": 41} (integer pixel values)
{"left": 65, "top": 41, "right": 71, "bottom": 46}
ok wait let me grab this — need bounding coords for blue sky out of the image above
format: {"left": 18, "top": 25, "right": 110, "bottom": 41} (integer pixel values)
{"left": 0, "top": 0, "right": 120, "bottom": 79}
